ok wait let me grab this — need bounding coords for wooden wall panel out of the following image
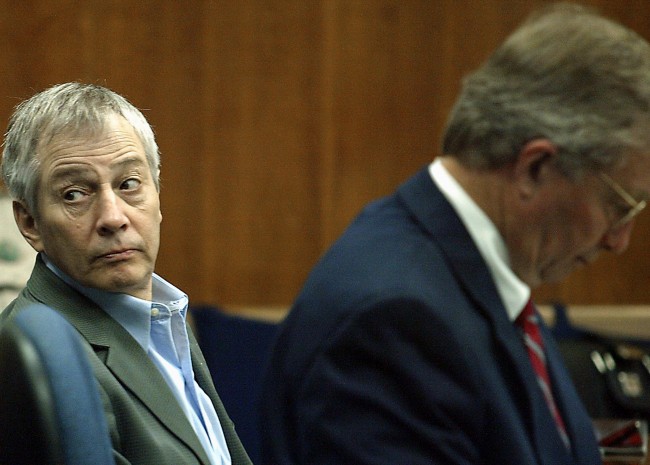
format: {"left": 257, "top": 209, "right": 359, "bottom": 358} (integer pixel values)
{"left": 193, "top": 1, "right": 323, "bottom": 305}
{"left": 319, "top": 0, "right": 539, "bottom": 243}
{"left": 1, "top": 1, "right": 650, "bottom": 309}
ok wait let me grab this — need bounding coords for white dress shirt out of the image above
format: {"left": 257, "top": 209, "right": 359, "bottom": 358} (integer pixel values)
{"left": 429, "top": 159, "right": 530, "bottom": 321}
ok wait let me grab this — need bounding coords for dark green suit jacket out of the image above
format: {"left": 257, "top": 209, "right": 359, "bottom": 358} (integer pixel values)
{"left": 0, "top": 255, "right": 252, "bottom": 465}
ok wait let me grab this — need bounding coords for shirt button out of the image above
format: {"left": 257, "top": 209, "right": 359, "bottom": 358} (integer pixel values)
{"left": 151, "top": 307, "right": 160, "bottom": 317}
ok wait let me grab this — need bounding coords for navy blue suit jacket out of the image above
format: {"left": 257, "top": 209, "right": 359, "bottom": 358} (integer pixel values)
{"left": 261, "top": 167, "right": 601, "bottom": 465}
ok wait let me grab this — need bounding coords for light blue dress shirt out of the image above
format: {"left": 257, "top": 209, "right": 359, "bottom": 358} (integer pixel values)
{"left": 42, "top": 254, "right": 231, "bottom": 465}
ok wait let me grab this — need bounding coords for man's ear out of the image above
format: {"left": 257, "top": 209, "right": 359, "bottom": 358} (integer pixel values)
{"left": 513, "top": 139, "right": 557, "bottom": 196}
{"left": 13, "top": 201, "right": 44, "bottom": 252}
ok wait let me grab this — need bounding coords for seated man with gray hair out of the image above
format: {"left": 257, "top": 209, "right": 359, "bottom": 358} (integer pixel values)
{"left": 0, "top": 82, "right": 252, "bottom": 465}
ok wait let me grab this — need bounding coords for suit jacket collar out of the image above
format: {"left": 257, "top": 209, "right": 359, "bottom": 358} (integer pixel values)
{"left": 396, "top": 167, "right": 597, "bottom": 465}
{"left": 395, "top": 167, "right": 508, "bottom": 324}
{"left": 24, "top": 256, "right": 214, "bottom": 465}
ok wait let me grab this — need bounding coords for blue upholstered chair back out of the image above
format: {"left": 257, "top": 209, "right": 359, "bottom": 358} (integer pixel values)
{"left": 0, "top": 304, "right": 115, "bottom": 465}
{"left": 191, "top": 305, "right": 280, "bottom": 465}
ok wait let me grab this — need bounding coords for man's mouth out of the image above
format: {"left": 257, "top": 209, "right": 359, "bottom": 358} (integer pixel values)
{"left": 98, "top": 248, "right": 137, "bottom": 261}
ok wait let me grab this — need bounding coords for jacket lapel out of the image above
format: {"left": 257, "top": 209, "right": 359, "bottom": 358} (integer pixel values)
{"left": 101, "top": 329, "right": 212, "bottom": 465}
{"left": 24, "top": 257, "right": 213, "bottom": 465}
{"left": 542, "top": 324, "right": 602, "bottom": 465}
{"left": 395, "top": 167, "right": 510, "bottom": 327}
{"left": 396, "top": 167, "right": 581, "bottom": 465}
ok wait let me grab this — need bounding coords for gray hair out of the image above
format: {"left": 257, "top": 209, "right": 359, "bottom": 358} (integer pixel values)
{"left": 1, "top": 82, "right": 160, "bottom": 214}
{"left": 442, "top": 3, "right": 650, "bottom": 178}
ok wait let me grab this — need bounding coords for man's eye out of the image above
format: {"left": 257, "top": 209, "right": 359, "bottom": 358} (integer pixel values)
{"left": 63, "top": 190, "right": 85, "bottom": 202}
{"left": 614, "top": 202, "right": 632, "bottom": 219}
{"left": 121, "top": 178, "right": 141, "bottom": 190}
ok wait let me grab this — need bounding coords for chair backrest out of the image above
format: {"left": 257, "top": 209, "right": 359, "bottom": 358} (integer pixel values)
{"left": 191, "top": 305, "right": 280, "bottom": 465}
{"left": 0, "top": 304, "right": 115, "bottom": 465}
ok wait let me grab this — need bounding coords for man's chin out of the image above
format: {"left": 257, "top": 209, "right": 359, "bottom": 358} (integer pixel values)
{"left": 83, "top": 271, "right": 153, "bottom": 300}
{"left": 539, "top": 264, "right": 582, "bottom": 286}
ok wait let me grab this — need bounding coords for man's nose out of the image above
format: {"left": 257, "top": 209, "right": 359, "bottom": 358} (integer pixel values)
{"left": 601, "top": 220, "right": 634, "bottom": 254}
{"left": 96, "top": 189, "right": 128, "bottom": 234}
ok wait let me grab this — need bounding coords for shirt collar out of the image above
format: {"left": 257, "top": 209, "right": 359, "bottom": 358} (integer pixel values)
{"left": 428, "top": 159, "right": 530, "bottom": 321}
{"left": 41, "top": 253, "right": 189, "bottom": 349}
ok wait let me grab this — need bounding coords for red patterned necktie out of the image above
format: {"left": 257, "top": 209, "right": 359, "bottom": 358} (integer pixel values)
{"left": 516, "top": 299, "right": 570, "bottom": 448}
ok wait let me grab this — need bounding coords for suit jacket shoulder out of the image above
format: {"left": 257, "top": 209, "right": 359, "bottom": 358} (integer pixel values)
{"left": 2, "top": 256, "right": 252, "bottom": 465}
{"left": 261, "top": 167, "right": 600, "bottom": 465}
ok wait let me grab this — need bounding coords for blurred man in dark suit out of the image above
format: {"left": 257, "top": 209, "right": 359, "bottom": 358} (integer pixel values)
{"left": 261, "top": 4, "right": 650, "bottom": 465}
